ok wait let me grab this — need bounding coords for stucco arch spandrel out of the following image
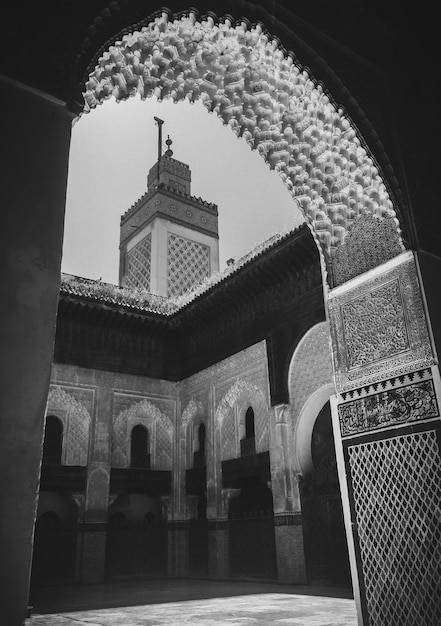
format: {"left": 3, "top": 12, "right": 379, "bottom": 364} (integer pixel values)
{"left": 83, "top": 12, "right": 402, "bottom": 282}
{"left": 112, "top": 398, "right": 173, "bottom": 469}
{"left": 287, "top": 322, "right": 335, "bottom": 475}
{"left": 46, "top": 386, "right": 91, "bottom": 466}
{"left": 216, "top": 379, "right": 269, "bottom": 461}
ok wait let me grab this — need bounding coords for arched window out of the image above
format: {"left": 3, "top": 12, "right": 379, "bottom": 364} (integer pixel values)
{"left": 42, "top": 415, "right": 63, "bottom": 465}
{"left": 194, "top": 423, "right": 206, "bottom": 467}
{"left": 245, "top": 407, "right": 255, "bottom": 438}
{"left": 241, "top": 407, "right": 256, "bottom": 457}
{"left": 130, "top": 425, "right": 150, "bottom": 468}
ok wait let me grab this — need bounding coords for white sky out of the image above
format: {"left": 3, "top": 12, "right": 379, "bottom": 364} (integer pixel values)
{"left": 63, "top": 95, "right": 305, "bottom": 284}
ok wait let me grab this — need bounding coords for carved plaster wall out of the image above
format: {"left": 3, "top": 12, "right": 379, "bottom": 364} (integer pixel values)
{"left": 216, "top": 378, "right": 269, "bottom": 460}
{"left": 329, "top": 252, "right": 434, "bottom": 393}
{"left": 112, "top": 394, "right": 174, "bottom": 470}
{"left": 83, "top": 13, "right": 400, "bottom": 278}
{"left": 46, "top": 385, "right": 93, "bottom": 466}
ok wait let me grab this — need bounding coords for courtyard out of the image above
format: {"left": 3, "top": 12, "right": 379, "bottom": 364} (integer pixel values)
{"left": 27, "top": 580, "right": 357, "bottom": 625}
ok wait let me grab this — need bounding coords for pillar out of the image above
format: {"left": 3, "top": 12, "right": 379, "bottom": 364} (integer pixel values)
{"left": 269, "top": 404, "right": 307, "bottom": 583}
{"left": 0, "top": 76, "right": 73, "bottom": 625}
{"left": 77, "top": 373, "right": 114, "bottom": 583}
{"left": 329, "top": 251, "right": 441, "bottom": 625}
{"left": 163, "top": 495, "right": 189, "bottom": 578}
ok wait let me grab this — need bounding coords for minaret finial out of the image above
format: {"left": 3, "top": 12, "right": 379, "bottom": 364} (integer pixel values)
{"left": 165, "top": 135, "right": 174, "bottom": 158}
{"left": 153, "top": 116, "right": 164, "bottom": 163}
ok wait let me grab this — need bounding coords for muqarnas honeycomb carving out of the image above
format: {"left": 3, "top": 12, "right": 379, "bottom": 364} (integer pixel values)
{"left": 167, "top": 233, "right": 210, "bottom": 297}
{"left": 124, "top": 234, "right": 152, "bottom": 290}
{"left": 349, "top": 430, "right": 441, "bottom": 625}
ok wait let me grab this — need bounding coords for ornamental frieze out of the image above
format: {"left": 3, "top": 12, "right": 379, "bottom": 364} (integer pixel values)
{"left": 338, "top": 378, "right": 439, "bottom": 437}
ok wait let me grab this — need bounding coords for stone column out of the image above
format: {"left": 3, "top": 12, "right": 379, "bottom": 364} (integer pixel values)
{"left": 0, "top": 77, "right": 73, "bottom": 625}
{"left": 269, "top": 404, "right": 307, "bottom": 583}
{"left": 77, "top": 375, "right": 113, "bottom": 583}
{"left": 329, "top": 251, "right": 441, "bottom": 626}
{"left": 206, "top": 384, "right": 232, "bottom": 579}
{"left": 207, "top": 488, "right": 239, "bottom": 580}
{"left": 165, "top": 394, "right": 191, "bottom": 578}
{"left": 163, "top": 495, "right": 189, "bottom": 578}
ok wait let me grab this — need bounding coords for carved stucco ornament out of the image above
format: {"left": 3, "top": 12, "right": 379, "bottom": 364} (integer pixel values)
{"left": 83, "top": 13, "right": 402, "bottom": 279}
{"left": 46, "top": 386, "right": 91, "bottom": 466}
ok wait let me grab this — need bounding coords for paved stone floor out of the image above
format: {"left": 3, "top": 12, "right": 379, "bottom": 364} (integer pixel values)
{"left": 27, "top": 580, "right": 357, "bottom": 625}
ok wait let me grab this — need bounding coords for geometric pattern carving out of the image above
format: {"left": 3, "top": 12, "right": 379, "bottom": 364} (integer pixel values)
{"left": 84, "top": 14, "right": 399, "bottom": 275}
{"left": 123, "top": 233, "right": 152, "bottom": 290}
{"left": 342, "top": 279, "right": 409, "bottom": 370}
{"left": 46, "top": 386, "right": 91, "bottom": 466}
{"left": 167, "top": 233, "right": 210, "bottom": 297}
{"left": 113, "top": 398, "right": 173, "bottom": 470}
{"left": 217, "top": 379, "right": 269, "bottom": 461}
{"left": 339, "top": 377, "right": 439, "bottom": 437}
{"left": 332, "top": 213, "right": 403, "bottom": 287}
{"left": 329, "top": 253, "right": 434, "bottom": 392}
{"left": 348, "top": 430, "right": 441, "bottom": 625}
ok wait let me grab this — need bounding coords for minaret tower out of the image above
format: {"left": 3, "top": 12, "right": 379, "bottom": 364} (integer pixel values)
{"left": 119, "top": 118, "right": 219, "bottom": 297}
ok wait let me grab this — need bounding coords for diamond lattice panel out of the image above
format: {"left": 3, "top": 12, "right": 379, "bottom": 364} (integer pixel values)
{"left": 349, "top": 431, "right": 441, "bottom": 625}
{"left": 167, "top": 233, "right": 210, "bottom": 297}
{"left": 124, "top": 234, "right": 151, "bottom": 290}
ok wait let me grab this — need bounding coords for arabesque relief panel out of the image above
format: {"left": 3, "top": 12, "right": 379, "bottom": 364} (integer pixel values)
{"left": 329, "top": 252, "right": 434, "bottom": 393}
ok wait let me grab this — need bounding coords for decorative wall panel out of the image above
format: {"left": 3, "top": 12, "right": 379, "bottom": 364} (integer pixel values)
{"left": 348, "top": 430, "right": 441, "bottom": 625}
{"left": 123, "top": 233, "right": 152, "bottom": 290}
{"left": 329, "top": 254, "right": 434, "bottom": 392}
{"left": 338, "top": 370, "right": 439, "bottom": 437}
{"left": 112, "top": 395, "right": 174, "bottom": 470}
{"left": 167, "top": 233, "right": 210, "bottom": 297}
{"left": 46, "top": 385, "right": 93, "bottom": 466}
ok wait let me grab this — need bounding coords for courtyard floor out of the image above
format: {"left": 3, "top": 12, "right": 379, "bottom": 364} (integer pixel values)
{"left": 27, "top": 579, "right": 357, "bottom": 625}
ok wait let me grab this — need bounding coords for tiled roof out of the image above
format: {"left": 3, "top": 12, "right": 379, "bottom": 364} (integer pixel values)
{"left": 60, "top": 223, "right": 307, "bottom": 314}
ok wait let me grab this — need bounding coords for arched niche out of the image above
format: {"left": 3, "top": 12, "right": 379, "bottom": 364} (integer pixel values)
{"left": 294, "top": 384, "right": 335, "bottom": 477}
{"left": 81, "top": 11, "right": 403, "bottom": 284}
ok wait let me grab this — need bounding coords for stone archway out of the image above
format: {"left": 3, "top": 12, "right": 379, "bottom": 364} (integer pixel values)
{"left": 82, "top": 12, "right": 402, "bottom": 285}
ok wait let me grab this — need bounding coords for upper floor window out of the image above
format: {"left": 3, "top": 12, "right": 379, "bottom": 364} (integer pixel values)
{"left": 194, "top": 423, "right": 206, "bottom": 468}
{"left": 241, "top": 407, "right": 256, "bottom": 457}
{"left": 130, "top": 424, "right": 150, "bottom": 469}
{"left": 42, "top": 415, "right": 63, "bottom": 465}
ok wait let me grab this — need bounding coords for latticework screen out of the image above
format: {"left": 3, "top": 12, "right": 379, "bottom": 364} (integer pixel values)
{"left": 348, "top": 430, "right": 441, "bottom": 625}
{"left": 167, "top": 233, "right": 210, "bottom": 297}
{"left": 123, "top": 234, "right": 152, "bottom": 290}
